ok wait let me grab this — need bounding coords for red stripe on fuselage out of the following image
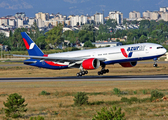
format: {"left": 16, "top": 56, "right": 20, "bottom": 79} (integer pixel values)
{"left": 23, "top": 38, "right": 30, "bottom": 49}
{"left": 43, "top": 54, "right": 48, "bottom": 57}
{"left": 44, "top": 61, "right": 67, "bottom": 66}
{"left": 121, "top": 48, "right": 128, "bottom": 58}
{"left": 43, "top": 54, "right": 66, "bottom": 66}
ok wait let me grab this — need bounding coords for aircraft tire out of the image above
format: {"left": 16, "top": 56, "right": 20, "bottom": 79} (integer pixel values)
{"left": 153, "top": 64, "right": 158, "bottom": 67}
{"left": 82, "top": 71, "right": 85, "bottom": 75}
{"left": 106, "top": 69, "right": 109, "bottom": 73}
{"left": 77, "top": 73, "right": 80, "bottom": 76}
{"left": 85, "top": 71, "right": 88, "bottom": 74}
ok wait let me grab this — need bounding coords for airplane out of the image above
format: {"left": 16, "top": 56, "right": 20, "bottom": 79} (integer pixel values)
{"left": 12, "top": 32, "right": 167, "bottom": 76}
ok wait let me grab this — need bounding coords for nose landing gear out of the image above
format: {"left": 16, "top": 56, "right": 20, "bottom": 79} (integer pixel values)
{"left": 153, "top": 58, "right": 158, "bottom": 67}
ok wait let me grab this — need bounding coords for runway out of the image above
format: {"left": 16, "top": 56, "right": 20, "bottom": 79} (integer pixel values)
{"left": 1, "top": 75, "right": 168, "bottom": 82}
{"left": 0, "top": 61, "right": 168, "bottom": 82}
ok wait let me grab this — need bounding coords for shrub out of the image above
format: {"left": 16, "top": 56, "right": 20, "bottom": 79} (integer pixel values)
{"left": 130, "top": 97, "right": 138, "bottom": 102}
{"left": 3, "top": 93, "right": 27, "bottom": 118}
{"left": 73, "top": 92, "right": 88, "bottom": 106}
{"left": 92, "top": 106, "right": 125, "bottom": 120}
{"left": 143, "top": 90, "right": 147, "bottom": 94}
{"left": 39, "top": 91, "right": 50, "bottom": 95}
{"left": 121, "top": 97, "right": 129, "bottom": 102}
{"left": 113, "top": 88, "right": 121, "bottom": 95}
{"left": 133, "top": 91, "right": 137, "bottom": 94}
{"left": 150, "top": 90, "right": 164, "bottom": 101}
{"left": 30, "top": 116, "right": 44, "bottom": 120}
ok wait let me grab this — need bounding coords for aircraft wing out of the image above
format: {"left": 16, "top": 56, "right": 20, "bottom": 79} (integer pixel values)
{"left": 13, "top": 54, "right": 106, "bottom": 62}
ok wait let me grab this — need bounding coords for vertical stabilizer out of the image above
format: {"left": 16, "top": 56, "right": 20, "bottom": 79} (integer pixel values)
{"left": 21, "top": 32, "right": 44, "bottom": 56}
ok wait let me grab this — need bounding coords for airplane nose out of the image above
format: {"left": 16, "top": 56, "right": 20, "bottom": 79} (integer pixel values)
{"left": 163, "top": 48, "right": 167, "bottom": 54}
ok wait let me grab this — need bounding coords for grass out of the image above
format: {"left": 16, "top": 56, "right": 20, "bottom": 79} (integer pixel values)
{"left": 0, "top": 63, "right": 168, "bottom": 119}
{"left": 1, "top": 80, "right": 168, "bottom": 119}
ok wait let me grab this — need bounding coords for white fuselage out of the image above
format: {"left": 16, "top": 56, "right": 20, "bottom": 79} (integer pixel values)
{"left": 47, "top": 43, "right": 167, "bottom": 65}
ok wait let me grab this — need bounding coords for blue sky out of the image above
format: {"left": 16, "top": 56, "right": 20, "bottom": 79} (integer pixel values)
{"left": 0, "top": 0, "right": 168, "bottom": 18}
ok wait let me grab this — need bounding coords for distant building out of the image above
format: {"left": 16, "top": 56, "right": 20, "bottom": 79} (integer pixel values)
{"left": 35, "top": 12, "right": 49, "bottom": 21}
{"left": 160, "top": 7, "right": 167, "bottom": 12}
{"left": 17, "top": 19, "right": 23, "bottom": 28}
{"left": 109, "top": 11, "right": 123, "bottom": 24}
{"left": 143, "top": 10, "right": 152, "bottom": 19}
{"left": 70, "top": 15, "right": 87, "bottom": 27}
{"left": 151, "top": 12, "right": 160, "bottom": 20}
{"left": 94, "top": 12, "right": 104, "bottom": 25}
{"left": 9, "top": 19, "right": 15, "bottom": 26}
{"left": 28, "top": 18, "right": 35, "bottom": 26}
{"left": 129, "top": 11, "right": 140, "bottom": 20}
{"left": 161, "top": 12, "right": 168, "bottom": 21}
{"left": 0, "top": 18, "right": 9, "bottom": 25}
{"left": 0, "top": 30, "right": 10, "bottom": 37}
{"left": 36, "top": 18, "right": 45, "bottom": 28}
{"left": 15, "top": 12, "right": 26, "bottom": 19}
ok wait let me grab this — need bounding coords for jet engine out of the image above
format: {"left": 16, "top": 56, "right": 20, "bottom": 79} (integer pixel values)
{"left": 119, "top": 61, "right": 137, "bottom": 67}
{"left": 82, "top": 58, "right": 100, "bottom": 70}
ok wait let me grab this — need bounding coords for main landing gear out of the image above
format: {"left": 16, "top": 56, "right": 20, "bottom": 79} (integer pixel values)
{"left": 98, "top": 69, "right": 109, "bottom": 75}
{"left": 153, "top": 58, "right": 158, "bottom": 67}
{"left": 76, "top": 71, "right": 88, "bottom": 76}
{"left": 98, "top": 64, "right": 109, "bottom": 75}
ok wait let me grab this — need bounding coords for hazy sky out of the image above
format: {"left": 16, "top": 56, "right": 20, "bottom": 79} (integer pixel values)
{"left": 0, "top": 0, "right": 168, "bottom": 18}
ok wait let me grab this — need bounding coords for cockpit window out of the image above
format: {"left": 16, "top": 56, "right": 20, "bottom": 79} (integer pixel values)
{"left": 157, "top": 47, "right": 164, "bottom": 49}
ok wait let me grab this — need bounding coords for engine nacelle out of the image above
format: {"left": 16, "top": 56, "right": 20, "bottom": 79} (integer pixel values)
{"left": 82, "top": 58, "right": 100, "bottom": 70}
{"left": 119, "top": 61, "right": 137, "bottom": 67}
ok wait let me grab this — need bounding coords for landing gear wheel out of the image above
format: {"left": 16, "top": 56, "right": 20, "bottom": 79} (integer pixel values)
{"left": 106, "top": 69, "right": 109, "bottom": 73}
{"left": 98, "top": 71, "right": 103, "bottom": 75}
{"left": 76, "top": 70, "right": 88, "bottom": 76}
{"left": 82, "top": 71, "right": 85, "bottom": 75}
{"left": 79, "top": 72, "right": 83, "bottom": 76}
{"left": 77, "top": 73, "right": 80, "bottom": 76}
{"left": 84, "top": 71, "right": 88, "bottom": 74}
{"left": 98, "top": 69, "right": 109, "bottom": 75}
{"left": 153, "top": 64, "right": 158, "bottom": 67}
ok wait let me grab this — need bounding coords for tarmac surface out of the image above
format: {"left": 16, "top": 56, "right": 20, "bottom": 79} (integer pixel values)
{"left": 1, "top": 75, "right": 168, "bottom": 82}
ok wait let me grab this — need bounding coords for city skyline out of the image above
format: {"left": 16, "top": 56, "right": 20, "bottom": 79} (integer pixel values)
{"left": 0, "top": 0, "right": 168, "bottom": 18}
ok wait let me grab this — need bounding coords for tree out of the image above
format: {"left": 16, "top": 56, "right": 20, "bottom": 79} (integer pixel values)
{"left": 3, "top": 93, "right": 27, "bottom": 118}
{"left": 30, "top": 22, "right": 43, "bottom": 41}
{"left": 138, "top": 35, "right": 147, "bottom": 43}
{"left": 78, "top": 30, "right": 95, "bottom": 43}
{"left": 10, "top": 28, "right": 28, "bottom": 50}
{"left": 63, "top": 30, "right": 76, "bottom": 44}
{"left": 0, "top": 33, "right": 7, "bottom": 44}
{"left": 99, "top": 24, "right": 108, "bottom": 33}
{"left": 45, "top": 23, "right": 64, "bottom": 48}
{"left": 84, "top": 41, "right": 94, "bottom": 47}
{"left": 36, "top": 36, "right": 47, "bottom": 49}
{"left": 106, "top": 19, "right": 117, "bottom": 29}
{"left": 81, "top": 24, "right": 94, "bottom": 31}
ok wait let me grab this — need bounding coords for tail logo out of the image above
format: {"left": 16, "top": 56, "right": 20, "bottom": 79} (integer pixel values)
{"left": 29, "top": 43, "right": 35, "bottom": 50}
{"left": 120, "top": 48, "right": 133, "bottom": 58}
{"left": 23, "top": 38, "right": 29, "bottom": 49}
{"left": 23, "top": 38, "right": 35, "bottom": 50}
